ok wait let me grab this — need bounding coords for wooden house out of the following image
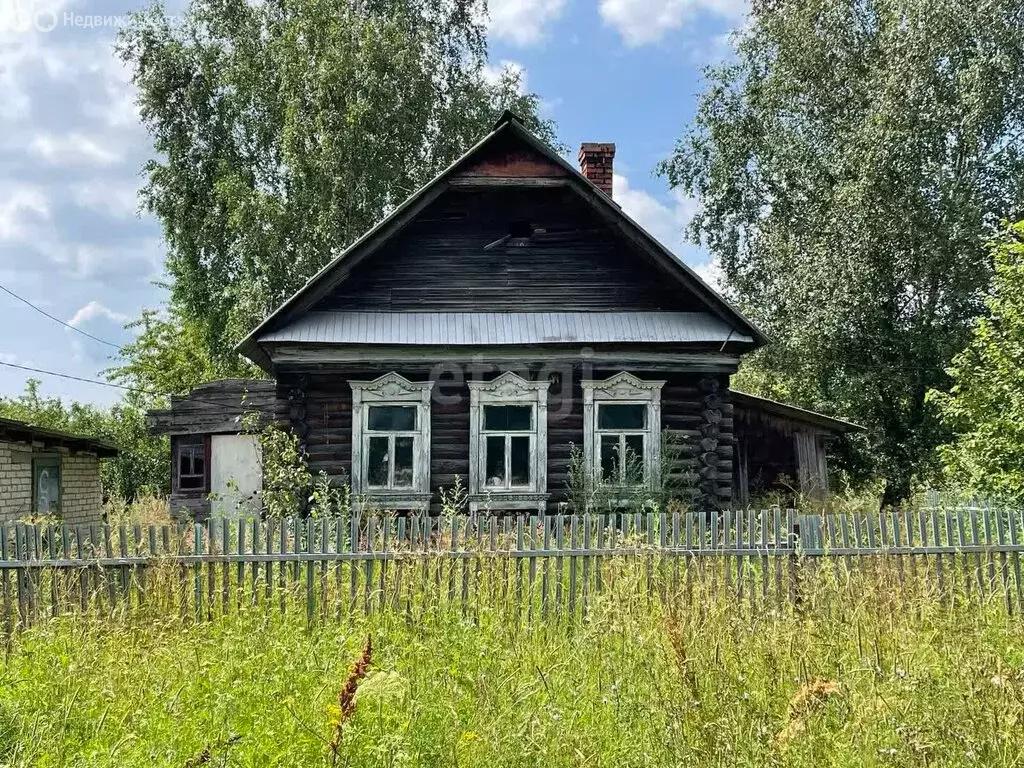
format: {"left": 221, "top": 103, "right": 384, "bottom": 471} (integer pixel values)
{"left": 148, "top": 112, "right": 863, "bottom": 518}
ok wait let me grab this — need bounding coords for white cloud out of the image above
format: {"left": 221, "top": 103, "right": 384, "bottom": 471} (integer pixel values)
{"left": 614, "top": 173, "right": 698, "bottom": 255}
{"left": 488, "top": 0, "right": 567, "bottom": 46}
{"left": 613, "top": 172, "right": 724, "bottom": 290}
{"left": 692, "top": 258, "right": 723, "bottom": 292}
{"left": 0, "top": 187, "right": 50, "bottom": 241}
{"left": 71, "top": 180, "right": 139, "bottom": 219}
{"left": 482, "top": 60, "right": 528, "bottom": 93}
{"left": 68, "top": 300, "right": 129, "bottom": 328}
{"left": 599, "top": 0, "right": 746, "bottom": 47}
{"left": 29, "top": 132, "right": 122, "bottom": 166}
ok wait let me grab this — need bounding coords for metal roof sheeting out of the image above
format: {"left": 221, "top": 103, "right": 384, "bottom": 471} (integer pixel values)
{"left": 258, "top": 311, "right": 753, "bottom": 346}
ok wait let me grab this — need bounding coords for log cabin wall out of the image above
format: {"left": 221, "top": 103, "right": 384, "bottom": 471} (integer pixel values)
{"left": 313, "top": 187, "right": 706, "bottom": 314}
{"left": 276, "top": 365, "right": 733, "bottom": 513}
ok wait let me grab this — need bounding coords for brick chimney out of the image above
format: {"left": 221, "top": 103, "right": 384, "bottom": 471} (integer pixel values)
{"left": 578, "top": 142, "right": 615, "bottom": 197}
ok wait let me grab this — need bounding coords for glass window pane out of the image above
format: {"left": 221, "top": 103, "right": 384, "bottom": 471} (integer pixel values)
{"left": 178, "top": 445, "right": 204, "bottom": 489}
{"left": 484, "top": 405, "right": 532, "bottom": 432}
{"left": 394, "top": 437, "right": 414, "bottom": 488}
{"left": 368, "top": 405, "right": 416, "bottom": 432}
{"left": 178, "top": 449, "right": 192, "bottom": 477}
{"left": 367, "top": 436, "right": 389, "bottom": 486}
{"left": 485, "top": 435, "right": 506, "bottom": 487}
{"left": 598, "top": 404, "right": 646, "bottom": 430}
{"left": 600, "top": 435, "right": 618, "bottom": 482}
{"left": 33, "top": 459, "right": 60, "bottom": 513}
{"left": 624, "top": 434, "right": 646, "bottom": 484}
{"left": 510, "top": 436, "right": 530, "bottom": 486}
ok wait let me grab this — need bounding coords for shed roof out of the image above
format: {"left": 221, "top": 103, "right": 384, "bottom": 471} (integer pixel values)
{"left": 237, "top": 111, "right": 767, "bottom": 370}
{"left": 0, "top": 417, "right": 119, "bottom": 457}
{"left": 260, "top": 311, "right": 753, "bottom": 347}
{"left": 732, "top": 391, "right": 865, "bottom": 434}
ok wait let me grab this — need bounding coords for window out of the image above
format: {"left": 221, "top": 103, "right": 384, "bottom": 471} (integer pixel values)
{"left": 468, "top": 372, "right": 549, "bottom": 512}
{"left": 483, "top": 405, "right": 533, "bottom": 489}
{"left": 582, "top": 372, "right": 666, "bottom": 492}
{"left": 366, "top": 405, "right": 417, "bottom": 489}
{"left": 350, "top": 373, "right": 434, "bottom": 510}
{"left": 174, "top": 437, "right": 207, "bottom": 492}
{"left": 32, "top": 457, "right": 60, "bottom": 513}
{"left": 597, "top": 404, "right": 647, "bottom": 485}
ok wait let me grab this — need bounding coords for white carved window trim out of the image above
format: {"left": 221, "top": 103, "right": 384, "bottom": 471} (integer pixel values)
{"left": 468, "top": 372, "right": 549, "bottom": 513}
{"left": 350, "top": 373, "right": 434, "bottom": 511}
{"left": 582, "top": 372, "right": 666, "bottom": 493}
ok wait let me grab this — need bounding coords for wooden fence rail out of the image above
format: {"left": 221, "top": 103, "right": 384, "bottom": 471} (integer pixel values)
{"left": 0, "top": 507, "right": 1022, "bottom": 634}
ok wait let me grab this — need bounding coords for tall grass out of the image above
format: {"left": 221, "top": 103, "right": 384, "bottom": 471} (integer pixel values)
{"left": 0, "top": 557, "right": 1021, "bottom": 766}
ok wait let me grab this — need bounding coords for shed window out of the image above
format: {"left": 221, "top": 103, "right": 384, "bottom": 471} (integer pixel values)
{"left": 32, "top": 457, "right": 60, "bottom": 513}
{"left": 176, "top": 439, "right": 207, "bottom": 491}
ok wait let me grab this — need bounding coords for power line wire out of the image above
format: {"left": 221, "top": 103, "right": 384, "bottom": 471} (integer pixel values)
{"left": 0, "top": 361, "right": 258, "bottom": 411}
{"left": 0, "top": 283, "right": 123, "bottom": 349}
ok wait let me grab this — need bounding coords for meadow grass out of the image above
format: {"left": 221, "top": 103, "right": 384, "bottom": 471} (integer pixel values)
{"left": 0, "top": 558, "right": 1022, "bottom": 767}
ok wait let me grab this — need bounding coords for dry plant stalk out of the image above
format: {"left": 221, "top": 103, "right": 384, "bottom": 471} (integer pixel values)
{"left": 184, "top": 734, "right": 240, "bottom": 767}
{"left": 775, "top": 679, "right": 841, "bottom": 750}
{"left": 329, "top": 635, "right": 373, "bottom": 763}
{"left": 665, "top": 619, "right": 699, "bottom": 698}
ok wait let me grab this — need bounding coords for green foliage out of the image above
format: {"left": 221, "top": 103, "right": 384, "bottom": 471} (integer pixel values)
{"left": 115, "top": 0, "right": 558, "bottom": 371}
{"left": 241, "top": 410, "right": 351, "bottom": 518}
{"left": 0, "top": 380, "right": 168, "bottom": 501}
{"left": 564, "top": 432, "right": 698, "bottom": 513}
{"left": 933, "top": 221, "right": 1024, "bottom": 501}
{"left": 661, "top": 0, "right": 1024, "bottom": 504}
{"left": 245, "top": 414, "right": 312, "bottom": 519}
{"left": 108, "top": 308, "right": 263, "bottom": 397}
{"left": 1, "top": 560, "right": 1022, "bottom": 765}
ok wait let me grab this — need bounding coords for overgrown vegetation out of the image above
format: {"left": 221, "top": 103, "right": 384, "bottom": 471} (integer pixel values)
{"left": 933, "top": 221, "right": 1024, "bottom": 502}
{"left": 663, "top": 0, "right": 1024, "bottom": 504}
{"left": 0, "top": 558, "right": 1021, "bottom": 765}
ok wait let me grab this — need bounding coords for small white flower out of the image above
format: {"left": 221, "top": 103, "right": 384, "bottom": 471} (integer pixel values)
{"left": 742, "top": 692, "right": 749, "bottom": 701}
{"left": 966, "top": 750, "right": 977, "bottom": 760}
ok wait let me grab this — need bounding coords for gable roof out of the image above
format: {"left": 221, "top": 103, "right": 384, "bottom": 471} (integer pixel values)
{"left": 237, "top": 111, "right": 767, "bottom": 370}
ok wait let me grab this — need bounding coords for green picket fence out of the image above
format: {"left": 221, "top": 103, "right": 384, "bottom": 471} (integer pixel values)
{"left": 0, "top": 507, "right": 1022, "bottom": 634}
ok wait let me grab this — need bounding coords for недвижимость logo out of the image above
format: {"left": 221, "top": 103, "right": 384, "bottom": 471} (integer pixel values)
{"left": 1, "top": 0, "right": 59, "bottom": 32}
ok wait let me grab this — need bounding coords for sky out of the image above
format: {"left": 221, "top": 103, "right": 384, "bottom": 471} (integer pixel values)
{"left": 0, "top": 0, "right": 744, "bottom": 408}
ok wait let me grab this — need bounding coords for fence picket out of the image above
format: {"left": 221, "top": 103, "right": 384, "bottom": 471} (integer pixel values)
{"left": 1010, "top": 511, "right": 1024, "bottom": 615}
{"left": 7, "top": 508, "right": 1024, "bottom": 633}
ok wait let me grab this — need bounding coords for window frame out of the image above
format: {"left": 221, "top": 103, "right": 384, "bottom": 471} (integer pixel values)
{"left": 596, "top": 405, "right": 648, "bottom": 486}
{"left": 582, "top": 372, "right": 666, "bottom": 494}
{"left": 350, "top": 373, "right": 434, "bottom": 511}
{"left": 468, "top": 372, "right": 549, "bottom": 512}
{"left": 31, "top": 455, "right": 61, "bottom": 514}
{"left": 364, "top": 406, "right": 419, "bottom": 490}
{"left": 172, "top": 436, "right": 209, "bottom": 495}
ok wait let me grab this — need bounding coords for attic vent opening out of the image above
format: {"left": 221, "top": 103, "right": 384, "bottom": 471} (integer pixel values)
{"left": 508, "top": 220, "right": 532, "bottom": 239}
{"left": 483, "top": 221, "right": 542, "bottom": 250}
